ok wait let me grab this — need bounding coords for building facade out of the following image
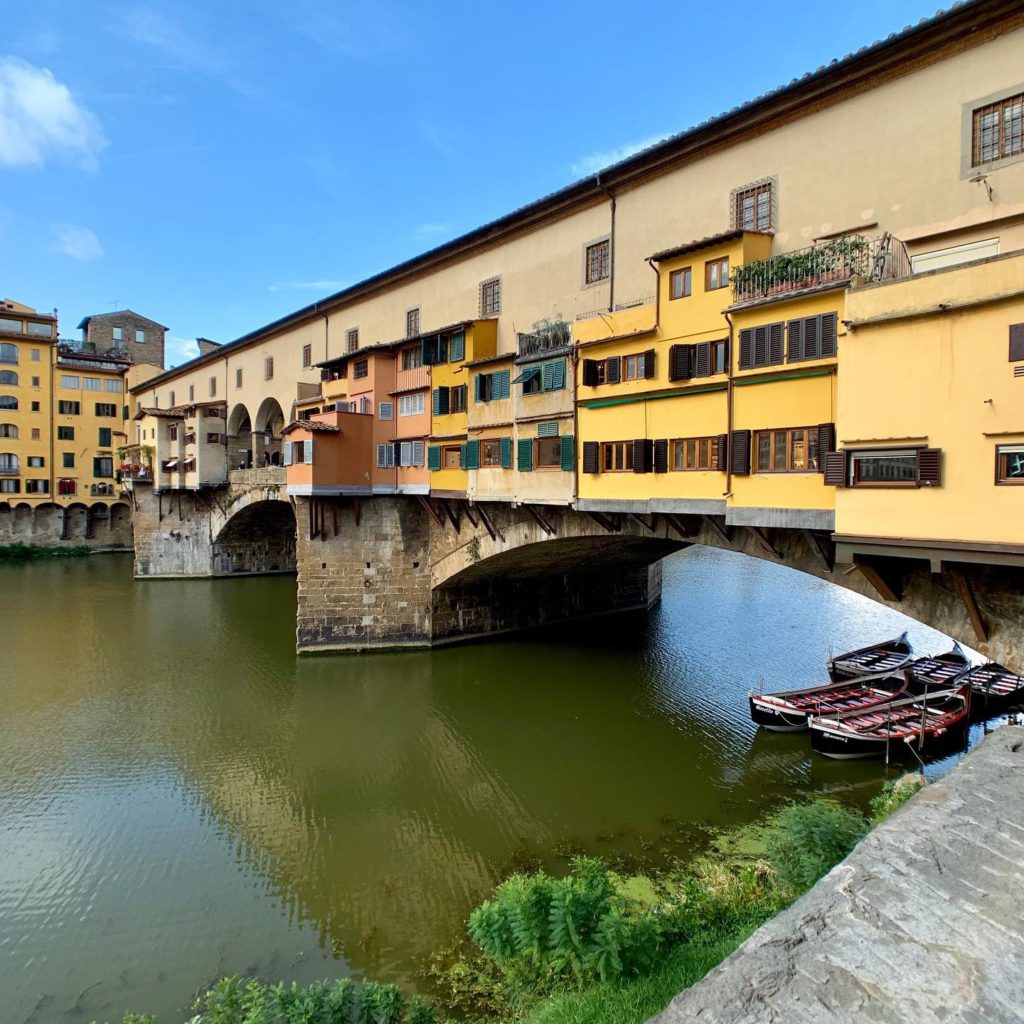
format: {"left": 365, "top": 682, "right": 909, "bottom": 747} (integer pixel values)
{"left": 77, "top": 309, "right": 167, "bottom": 369}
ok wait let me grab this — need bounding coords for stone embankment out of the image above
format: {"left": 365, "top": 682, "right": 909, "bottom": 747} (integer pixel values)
{"left": 651, "top": 725, "right": 1024, "bottom": 1024}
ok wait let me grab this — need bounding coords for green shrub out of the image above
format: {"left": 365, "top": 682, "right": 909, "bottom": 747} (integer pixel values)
{"left": 765, "top": 800, "right": 867, "bottom": 893}
{"left": 869, "top": 775, "right": 925, "bottom": 825}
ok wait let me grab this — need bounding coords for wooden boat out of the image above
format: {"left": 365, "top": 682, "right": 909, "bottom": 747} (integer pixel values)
{"left": 901, "top": 644, "right": 971, "bottom": 690}
{"left": 963, "top": 662, "right": 1024, "bottom": 718}
{"left": 827, "top": 631, "right": 913, "bottom": 680}
{"left": 810, "top": 681, "right": 971, "bottom": 760}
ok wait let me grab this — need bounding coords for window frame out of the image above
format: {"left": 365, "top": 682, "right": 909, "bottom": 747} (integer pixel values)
{"left": 848, "top": 447, "right": 921, "bottom": 488}
{"left": 302, "top": 344, "right": 312, "bottom": 368}
{"left": 406, "top": 307, "right": 421, "bottom": 339}
{"left": 479, "top": 276, "right": 502, "bottom": 317}
{"left": 535, "top": 436, "right": 562, "bottom": 470}
{"left": 481, "top": 439, "right": 503, "bottom": 467}
{"left": 583, "top": 236, "right": 611, "bottom": 287}
{"left": 353, "top": 359, "right": 369, "bottom": 380}
{"left": 442, "top": 444, "right": 462, "bottom": 469}
{"left": 753, "top": 427, "right": 819, "bottom": 474}
{"left": 624, "top": 354, "right": 643, "bottom": 380}
{"left": 969, "top": 89, "right": 1024, "bottom": 169}
{"left": 731, "top": 178, "right": 775, "bottom": 233}
{"left": 671, "top": 435, "right": 720, "bottom": 471}
{"left": 669, "top": 267, "right": 692, "bottom": 300}
{"left": 995, "top": 444, "right": 1024, "bottom": 485}
{"left": 705, "top": 257, "right": 730, "bottom": 291}
{"left": 600, "top": 440, "right": 634, "bottom": 472}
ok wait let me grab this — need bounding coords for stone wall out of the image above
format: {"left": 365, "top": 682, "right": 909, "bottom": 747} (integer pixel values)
{"left": 84, "top": 310, "right": 165, "bottom": 368}
{"left": 131, "top": 485, "right": 215, "bottom": 577}
{"left": 0, "top": 502, "right": 133, "bottom": 549}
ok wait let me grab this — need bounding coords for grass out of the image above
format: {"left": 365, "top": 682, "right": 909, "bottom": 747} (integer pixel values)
{"left": 0, "top": 542, "right": 92, "bottom": 561}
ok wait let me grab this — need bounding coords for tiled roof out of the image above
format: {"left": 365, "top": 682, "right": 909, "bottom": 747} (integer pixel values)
{"left": 316, "top": 320, "right": 475, "bottom": 369}
{"left": 465, "top": 352, "right": 514, "bottom": 368}
{"left": 649, "top": 230, "right": 761, "bottom": 262}
{"left": 282, "top": 419, "right": 341, "bottom": 435}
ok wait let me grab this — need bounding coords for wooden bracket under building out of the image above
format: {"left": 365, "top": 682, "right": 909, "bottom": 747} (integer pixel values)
{"left": 803, "top": 530, "right": 834, "bottom": 573}
{"left": 476, "top": 503, "right": 503, "bottom": 543}
{"left": 628, "top": 512, "right": 657, "bottom": 534}
{"left": 662, "top": 513, "right": 693, "bottom": 541}
{"left": 949, "top": 566, "right": 989, "bottom": 643}
{"left": 352, "top": 497, "right": 360, "bottom": 529}
{"left": 416, "top": 495, "right": 445, "bottom": 528}
{"left": 702, "top": 514, "right": 730, "bottom": 544}
{"left": 585, "top": 510, "right": 620, "bottom": 534}
{"left": 745, "top": 525, "right": 781, "bottom": 560}
{"left": 853, "top": 555, "right": 903, "bottom": 602}
{"left": 525, "top": 505, "right": 556, "bottom": 536}
{"left": 441, "top": 499, "right": 461, "bottom": 535}
{"left": 463, "top": 504, "right": 479, "bottom": 529}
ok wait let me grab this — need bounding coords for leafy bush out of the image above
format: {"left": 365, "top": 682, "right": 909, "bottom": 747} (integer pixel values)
{"left": 468, "top": 857, "right": 664, "bottom": 992}
{"left": 869, "top": 775, "right": 925, "bottom": 825}
{"left": 765, "top": 800, "right": 867, "bottom": 893}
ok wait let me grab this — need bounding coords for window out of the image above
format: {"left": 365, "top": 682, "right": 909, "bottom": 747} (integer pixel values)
{"left": 0, "top": 395, "right": 17, "bottom": 410}
{"left": 95, "top": 403, "right": 117, "bottom": 417}
{"left": 57, "top": 426, "right": 74, "bottom": 440}
{"left": 113, "top": 327, "right": 123, "bottom": 342}
{"left": 379, "top": 401, "right": 394, "bottom": 420}
{"left": 104, "top": 379, "right": 122, "bottom": 392}
{"left": 475, "top": 369, "right": 511, "bottom": 402}
{"left": 406, "top": 308, "right": 420, "bottom": 338}
{"left": 0, "top": 370, "right": 16, "bottom": 385}
{"left": 209, "top": 376, "right": 217, "bottom": 397}
{"left": 672, "top": 436, "right": 720, "bottom": 471}
{"left": 996, "top": 444, "right": 1024, "bottom": 484}
{"left": 169, "top": 391, "right": 176, "bottom": 407}
{"left": 206, "top": 432, "right": 223, "bottom": 444}
{"left": 31, "top": 376, "right": 40, "bottom": 387}
{"left": 1010, "top": 324, "right": 1024, "bottom": 362}
{"left": 402, "top": 347, "right": 422, "bottom": 370}
{"left": 26, "top": 479, "right": 48, "bottom": 493}
{"left": 27, "top": 321, "right": 53, "bottom": 337}
{"left": 705, "top": 257, "right": 729, "bottom": 291}
{"left": 188, "top": 384, "right": 195, "bottom": 402}
{"left": 264, "top": 356, "right": 274, "bottom": 380}
{"left": 93, "top": 456, "right": 114, "bottom": 478}
{"left": 972, "top": 91, "right": 1024, "bottom": 166}
{"left": 27, "top": 456, "right": 44, "bottom": 467}
{"left": 449, "top": 331, "right": 465, "bottom": 362}
{"left": 584, "top": 238, "right": 610, "bottom": 285}
{"left": 754, "top": 427, "right": 818, "bottom": 473}
{"left": 0, "top": 424, "right": 15, "bottom": 438}
{"left": 536, "top": 436, "right": 562, "bottom": 468}
{"left": 83, "top": 377, "right": 100, "bottom": 391}
{"left": 31, "top": 349, "right": 40, "bottom": 361}
{"left": 601, "top": 441, "right": 634, "bottom": 472}
{"left": 0, "top": 479, "right": 20, "bottom": 493}
{"left": 443, "top": 445, "right": 462, "bottom": 469}
{"left": 283, "top": 440, "right": 313, "bottom": 465}
{"left": 398, "top": 392, "right": 425, "bottom": 416}
{"left": 236, "top": 367, "right": 243, "bottom": 389}
{"left": 31, "top": 401, "right": 39, "bottom": 412}
{"left": 450, "top": 385, "right": 467, "bottom": 414}
{"left": 376, "top": 443, "right": 396, "bottom": 469}
{"left": 481, "top": 439, "right": 505, "bottom": 467}
{"left": 353, "top": 359, "right": 368, "bottom": 380}
{"left": 624, "top": 354, "right": 644, "bottom": 380}
{"left": 518, "top": 360, "right": 565, "bottom": 395}
{"left": 0, "top": 324, "right": 21, "bottom": 339}
{"left": 732, "top": 179, "right": 774, "bottom": 232}
{"left": 58, "top": 400, "right": 80, "bottom": 414}
{"left": 57, "top": 479, "right": 76, "bottom": 496}
{"left": 0, "top": 452, "right": 18, "bottom": 473}
{"left": 738, "top": 322, "right": 784, "bottom": 369}
{"left": 849, "top": 449, "right": 920, "bottom": 485}
{"left": 787, "top": 312, "right": 838, "bottom": 362}
{"left": 346, "top": 328, "right": 359, "bottom": 353}
{"left": 60, "top": 374, "right": 80, "bottom": 389}
{"left": 479, "top": 276, "right": 501, "bottom": 316}
{"left": 169, "top": 425, "right": 178, "bottom": 441}
{"left": 670, "top": 267, "right": 692, "bottom": 299}
{"left": 98, "top": 427, "right": 112, "bottom": 447}
{"left": 421, "top": 334, "right": 449, "bottom": 365}
{"left": 63, "top": 452, "right": 75, "bottom": 468}
{"left": 135, "top": 329, "right": 145, "bottom": 343}
{"left": 302, "top": 344, "right": 312, "bottom": 368}
{"left": 31, "top": 428, "right": 39, "bottom": 440}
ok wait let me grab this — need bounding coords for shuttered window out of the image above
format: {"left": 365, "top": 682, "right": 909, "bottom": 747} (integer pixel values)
{"left": 600, "top": 441, "right": 633, "bottom": 471}
{"left": 537, "top": 420, "right": 559, "bottom": 437}
{"left": 605, "top": 356, "right": 621, "bottom": 385}
{"left": 517, "top": 437, "right": 533, "bottom": 471}
{"left": 837, "top": 447, "right": 944, "bottom": 487}
{"left": 559, "top": 435, "right": 575, "bottom": 471}
{"left": 475, "top": 369, "right": 511, "bottom": 402}
{"left": 463, "top": 439, "right": 480, "bottom": 469}
{"left": 753, "top": 427, "right": 819, "bottom": 472}
{"left": 653, "top": 438, "right": 669, "bottom": 473}
{"left": 582, "top": 441, "right": 600, "bottom": 474}
{"left": 432, "top": 386, "right": 450, "bottom": 415}
{"left": 412, "top": 440, "right": 425, "bottom": 466}
{"left": 738, "top": 323, "right": 784, "bottom": 369}
{"left": 500, "top": 436, "right": 512, "bottom": 469}
{"left": 1009, "top": 324, "right": 1024, "bottom": 362}
{"left": 376, "top": 443, "right": 395, "bottom": 468}
{"left": 520, "top": 360, "right": 565, "bottom": 394}
{"left": 730, "top": 430, "right": 751, "bottom": 476}
{"left": 787, "top": 312, "right": 838, "bottom": 362}
{"left": 449, "top": 331, "right": 466, "bottom": 362}
{"left": 427, "top": 445, "right": 442, "bottom": 471}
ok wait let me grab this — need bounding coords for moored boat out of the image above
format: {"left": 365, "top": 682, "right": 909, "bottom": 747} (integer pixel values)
{"left": 903, "top": 644, "right": 971, "bottom": 691}
{"left": 963, "top": 662, "right": 1024, "bottom": 718}
{"left": 809, "top": 681, "right": 971, "bottom": 759}
{"left": 827, "top": 631, "right": 913, "bottom": 680}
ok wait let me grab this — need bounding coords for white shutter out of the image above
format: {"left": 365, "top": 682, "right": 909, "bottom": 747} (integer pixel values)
{"left": 376, "top": 444, "right": 386, "bottom": 468}
{"left": 412, "top": 440, "right": 425, "bottom": 466}
{"left": 283, "top": 441, "right": 293, "bottom": 466}
{"left": 400, "top": 441, "right": 412, "bottom": 467}
{"left": 304, "top": 440, "right": 314, "bottom": 464}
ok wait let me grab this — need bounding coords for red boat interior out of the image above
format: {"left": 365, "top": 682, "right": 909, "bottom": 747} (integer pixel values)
{"left": 823, "top": 700, "right": 965, "bottom": 739}
{"left": 841, "top": 650, "right": 908, "bottom": 673}
{"left": 761, "top": 682, "right": 901, "bottom": 714}
{"left": 966, "top": 665, "right": 1024, "bottom": 696}
{"left": 910, "top": 657, "right": 969, "bottom": 687}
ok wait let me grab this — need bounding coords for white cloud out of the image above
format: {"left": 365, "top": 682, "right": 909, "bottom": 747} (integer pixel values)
{"left": 115, "top": 9, "right": 222, "bottom": 73}
{"left": 570, "top": 134, "right": 667, "bottom": 177}
{"left": 416, "top": 221, "right": 455, "bottom": 238}
{"left": 0, "top": 57, "right": 106, "bottom": 169}
{"left": 166, "top": 335, "right": 200, "bottom": 368}
{"left": 268, "top": 279, "right": 348, "bottom": 293}
{"left": 51, "top": 223, "right": 103, "bottom": 260}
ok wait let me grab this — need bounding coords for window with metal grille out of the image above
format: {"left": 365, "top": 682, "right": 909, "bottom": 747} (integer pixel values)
{"left": 346, "top": 328, "right": 359, "bottom": 352}
{"left": 584, "top": 239, "right": 610, "bottom": 285}
{"left": 353, "top": 359, "right": 368, "bottom": 380}
{"left": 731, "top": 179, "right": 774, "bottom": 232}
{"left": 973, "top": 92, "right": 1024, "bottom": 166}
{"left": 302, "top": 344, "right": 312, "bottom": 368}
{"left": 209, "top": 376, "right": 217, "bottom": 396}
{"left": 479, "top": 276, "right": 501, "bottom": 316}
{"left": 264, "top": 357, "right": 274, "bottom": 380}
{"left": 236, "top": 368, "right": 243, "bottom": 389}
{"left": 406, "top": 308, "right": 420, "bottom": 338}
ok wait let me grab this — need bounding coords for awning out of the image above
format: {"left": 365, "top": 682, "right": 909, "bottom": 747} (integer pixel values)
{"left": 182, "top": 458, "right": 196, "bottom": 470}
{"left": 511, "top": 366, "right": 541, "bottom": 385}
{"left": 162, "top": 459, "right": 178, "bottom": 470}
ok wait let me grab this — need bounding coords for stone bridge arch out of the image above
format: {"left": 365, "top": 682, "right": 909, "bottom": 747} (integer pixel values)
{"left": 211, "top": 488, "right": 296, "bottom": 576}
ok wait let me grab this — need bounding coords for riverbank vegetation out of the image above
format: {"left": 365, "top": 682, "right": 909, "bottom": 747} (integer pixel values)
{"left": 0, "top": 542, "right": 92, "bottom": 561}
{"left": 97, "top": 778, "right": 924, "bottom": 1024}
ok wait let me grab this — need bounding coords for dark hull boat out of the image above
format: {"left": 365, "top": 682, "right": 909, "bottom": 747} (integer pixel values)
{"left": 826, "top": 631, "right": 913, "bottom": 680}
{"left": 964, "top": 662, "right": 1024, "bottom": 718}
{"left": 904, "top": 644, "right": 971, "bottom": 690}
{"left": 810, "top": 683, "right": 971, "bottom": 760}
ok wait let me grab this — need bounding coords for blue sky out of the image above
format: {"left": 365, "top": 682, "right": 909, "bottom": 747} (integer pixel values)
{"left": 1, "top": 0, "right": 943, "bottom": 367}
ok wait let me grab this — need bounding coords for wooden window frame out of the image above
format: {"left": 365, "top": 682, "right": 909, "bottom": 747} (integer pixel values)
{"left": 600, "top": 441, "right": 634, "bottom": 472}
{"left": 705, "top": 257, "right": 729, "bottom": 291}
{"left": 346, "top": 328, "right": 359, "bottom": 353}
{"left": 731, "top": 179, "right": 775, "bottom": 232}
{"left": 534, "top": 436, "right": 562, "bottom": 470}
{"left": 481, "top": 439, "right": 503, "bottom": 467}
{"left": 995, "top": 444, "right": 1024, "bottom": 485}
{"left": 479, "top": 276, "right": 502, "bottom": 316}
{"left": 847, "top": 447, "right": 921, "bottom": 488}
{"left": 302, "top": 344, "right": 312, "bottom": 368}
{"left": 670, "top": 435, "right": 719, "bottom": 471}
{"left": 583, "top": 237, "right": 611, "bottom": 287}
{"left": 402, "top": 346, "right": 423, "bottom": 370}
{"left": 264, "top": 356, "right": 274, "bottom": 381}
{"left": 753, "top": 427, "right": 820, "bottom": 474}
{"left": 669, "top": 267, "right": 692, "bottom": 300}
{"left": 353, "top": 359, "right": 369, "bottom": 380}
{"left": 441, "top": 444, "right": 462, "bottom": 469}
{"left": 624, "top": 354, "right": 643, "bottom": 380}
{"left": 406, "top": 307, "right": 421, "bottom": 339}
{"left": 450, "top": 384, "right": 467, "bottom": 414}
{"left": 971, "top": 91, "right": 1024, "bottom": 167}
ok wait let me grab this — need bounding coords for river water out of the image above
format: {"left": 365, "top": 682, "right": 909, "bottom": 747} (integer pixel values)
{"left": 0, "top": 548, "right": 977, "bottom": 1023}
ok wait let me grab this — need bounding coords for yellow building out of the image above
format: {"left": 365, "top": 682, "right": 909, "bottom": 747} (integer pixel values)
{"left": 0, "top": 299, "right": 56, "bottom": 504}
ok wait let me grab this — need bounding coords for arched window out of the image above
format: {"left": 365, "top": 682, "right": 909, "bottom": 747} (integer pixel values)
{"left": 0, "top": 396, "right": 17, "bottom": 410}
{"left": 0, "top": 343, "right": 17, "bottom": 365}
{"left": 0, "top": 370, "right": 18, "bottom": 386}
{"left": 0, "top": 424, "right": 18, "bottom": 439}
{"left": 0, "top": 453, "right": 19, "bottom": 473}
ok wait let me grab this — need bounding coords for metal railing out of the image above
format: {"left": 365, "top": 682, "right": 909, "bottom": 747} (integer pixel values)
{"left": 517, "top": 325, "right": 572, "bottom": 357}
{"left": 731, "top": 234, "right": 912, "bottom": 304}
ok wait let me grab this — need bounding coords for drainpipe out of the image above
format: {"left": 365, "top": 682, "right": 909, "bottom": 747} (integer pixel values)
{"left": 645, "top": 257, "right": 661, "bottom": 332}
{"left": 595, "top": 172, "right": 616, "bottom": 312}
{"left": 723, "top": 311, "right": 735, "bottom": 498}
{"left": 316, "top": 302, "right": 329, "bottom": 362}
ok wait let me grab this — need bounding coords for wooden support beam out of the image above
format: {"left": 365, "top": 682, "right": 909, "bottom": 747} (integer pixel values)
{"left": 525, "top": 505, "right": 555, "bottom": 536}
{"left": 662, "top": 513, "right": 693, "bottom": 541}
{"left": 853, "top": 556, "right": 902, "bottom": 602}
{"left": 949, "top": 566, "right": 988, "bottom": 643}
{"left": 416, "top": 495, "right": 445, "bottom": 528}
{"left": 628, "top": 512, "right": 657, "bottom": 534}
{"left": 441, "top": 499, "right": 461, "bottom": 534}
{"left": 585, "top": 510, "right": 620, "bottom": 533}
{"left": 158, "top": 491, "right": 163, "bottom": 523}
{"left": 332, "top": 503, "right": 338, "bottom": 537}
{"left": 308, "top": 497, "right": 316, "bottom": 540}
{"left": 477, "top": 503, "right": 502, "bottom": 542}
{"left": 463, "top": 504, "right": 479, "bottom": 529}
{"left": 353, "top": 497, "right": 361, "bottom": 528}
{"left": 745, "top": 525, "right": 781, "bottom": 560}
{"left": 803, "top": 530, "right": 834, "bottom": 573}
{"left": 702, "top": 514, "right": 730, "bottom": 544}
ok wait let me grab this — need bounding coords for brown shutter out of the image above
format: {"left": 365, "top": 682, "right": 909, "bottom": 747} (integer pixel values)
{"left": 823, "top": 451, "right": 848, "bottom": 486}
{"left": 582, "top": 441, "right": 600, "bottom": 474}
{"left": 1009, "top": 324, "right": 1024, "bottom": 362}
{"left": 694, "top": 342, "right": 711, "bottom": 378}
{"left": 917, "top": 448, "right": 942, "bottom": 486}
{"left": 653, "top": 438, "right": 668, "bottom": 473}
{"left": 738, "top": 328, "right": 754, "bottom": 369}
{"left": 820, "top": 312, "right": 838, "bottom": 357}
{"left": 787, "top": 319, "right": 803, "bottom": 361}
{"left": 670, "top": 344, "right": 692, "bottom": 381}
{"left": 582, "top": 359, "right": 599, "bottom": 386}
{"left": 817, "top": 423, "right": 836, "bottom": 474}
{"left": 605, "top": 356, "right": 621, "bottom": 384}
{"left": 768, "top": 322, "right": 784, "bottom": 365}
{"left": 643, "top": 349, "right": 656, "bottom": 379}
{"left": 753, "top": 325, "right": 768, "bottom": 366}
{"left": 716, "top": 433, "right": 729, "bottom": 471}
{"left": 633, "top": 438, "right": 652, "bottom": 473}
{"left": 730, "top": 430, "right": 751, "bottom": 475}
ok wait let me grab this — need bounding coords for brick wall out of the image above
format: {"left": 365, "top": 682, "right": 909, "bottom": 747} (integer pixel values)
{"left": 0, "top": 502, "right": 133, "bottom": 548}
{"left": 84, "top": 311, "right": 166, "bottom": 368}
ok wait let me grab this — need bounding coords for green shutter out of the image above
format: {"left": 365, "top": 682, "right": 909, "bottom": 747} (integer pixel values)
{"left": 560, "top": 435, "right": 574, "bottom": 471}
{"left": 517, "top": 438, "right": 533, "bottom": 472}
{"left": 449, "top": 331, "right": 465, "bottom": 362}
{"left": 465, "top": 439, "right": 480, "bottom": 469}
{"left": 474, "top": 374, "right": 483, "bottom": 402}
{"left": 432, "top": 388, "right": 441, "bottom": 415}
{"left": 427, "top": 445, "right": 441, "bottom": 471}
{"left": 550, "top": 359, "right": 565, "bottom": 390}
{"left": 541, "top": 362, "right": 555, "bottom": 391}
{"left": 500, "top": 436, "right": 512, "bottom": 469}
{"left": 459, "top": 443, "right": 467, "bottom": 467}
{"left": 496, "top": 369, "right": 510, "bottom": 399}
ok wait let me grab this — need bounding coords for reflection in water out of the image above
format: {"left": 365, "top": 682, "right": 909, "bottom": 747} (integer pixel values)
{"left": 0, "top": 548, "right": 976, "bottom": 1023}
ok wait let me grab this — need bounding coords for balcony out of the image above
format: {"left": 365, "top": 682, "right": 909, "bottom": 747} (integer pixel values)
{"left": 730, "top": 234, "right": 911, "bottom": 305}
{"left": 396, "top": 364, "right": 429, "bottom": 392}
{"left": 517, "top": 321, "right": 572, "bottom": 358}
{"left": 296, "top": 381, "right": 322, "bottom": 402}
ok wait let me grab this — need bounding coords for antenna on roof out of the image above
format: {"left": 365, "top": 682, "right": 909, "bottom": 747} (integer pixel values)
{"left": 109, "top": 299, "right": 119, "bottom": 312}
